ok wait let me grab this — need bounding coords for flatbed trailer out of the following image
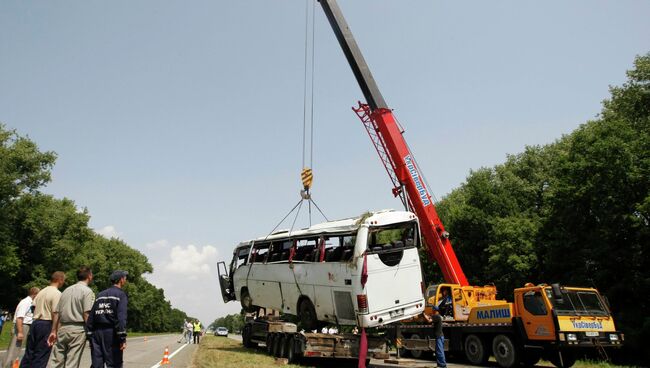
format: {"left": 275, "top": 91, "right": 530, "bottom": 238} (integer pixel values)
{"left": 241, "top": 316, "right": 388, "bottom": 364}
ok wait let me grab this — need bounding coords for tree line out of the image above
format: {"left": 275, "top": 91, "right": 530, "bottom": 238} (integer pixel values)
{"left": 0, "top": 126, "right": 194, "bottom": 332}
{"left": 429, "top": 54, "right": 649, "bottom": 365}
{"left": 209, "top": 313, "right": 245, "bottom": 334}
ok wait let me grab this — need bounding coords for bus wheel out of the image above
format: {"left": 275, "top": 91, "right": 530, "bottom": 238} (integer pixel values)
{"left": 298, "top": 298, "right": 318, "bottom": 331}
{"left": 492, "top": 334, "right": 519, "bottom": 368}
{"left": 266, "top": 333, "right": 275, "bottom": 355}
{"left": 464, "top": 334, "right": 488, "bottom": 365}
{"left": 240, "top": 288, "right": 255, "bottom": 313}
{"left": 549, "top": 351, "right": 576, "bottom": 368}
{"left": 409, "top": 334, "right": 423, "bottom": 359}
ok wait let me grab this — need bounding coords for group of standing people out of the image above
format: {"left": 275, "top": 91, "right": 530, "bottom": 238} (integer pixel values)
{"left": 181, "top": 319, "right": 202, "bottom": 344}
{"left": 2, "top": 267, "right": 129, "bottom": 368}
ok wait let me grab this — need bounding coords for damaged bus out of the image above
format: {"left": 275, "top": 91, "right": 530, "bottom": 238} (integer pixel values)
{"left": 218, "top": 210, "right": 425, "bottom": 330}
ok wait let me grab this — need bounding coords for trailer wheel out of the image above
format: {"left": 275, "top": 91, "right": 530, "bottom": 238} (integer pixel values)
{"left": 286, "top": 335, "right": 299, "bottom": 363}
{"left": 242, "top": 324, "right": 257, "bottom": 348}
{"left": 464, "top": 334, "right": 488, "bottom": 365}
{"left": 409, "top": 334, "right": 423, "bottom": 359}
{"left": 549, "top": 351, "right": 576, "bottom": 368}
{"left": 272, "top": 334, "right": 282, "bottom": 357}
{"left": 298, "top": 298, "right": 318, "bottom": 331}
{"left": 492, "top": 334, "right": 519, "bottom": 368}
{"left": 240, "top": 288, "right": 256, "bottom": 313}
{"left": 266, "top": 333, "right": 275, "bottom": 355}
{"left": 277, "top": 334, "right": 287, "bottom": 358}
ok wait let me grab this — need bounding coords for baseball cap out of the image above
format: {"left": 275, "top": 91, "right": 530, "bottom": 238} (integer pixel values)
{"left": 110, "top": 270, "right": 129, "bottom": 283}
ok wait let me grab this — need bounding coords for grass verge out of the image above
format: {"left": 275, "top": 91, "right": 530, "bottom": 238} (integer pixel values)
{"left": 190, "top": 336, "right": 306, "bottom": 368}
{"left": 0, "top": 321, "right": 13, "bottom": 350}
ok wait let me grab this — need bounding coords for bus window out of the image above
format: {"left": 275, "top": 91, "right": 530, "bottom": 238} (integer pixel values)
{"left": 235, "top": 247, "right": 249, "bottom": 269}
{"left": 340, "top": 235, "right": 356, "bottom": 261}
{"left": 367, "top": 221, "right": 418, "bottom": 266}
{"left": 324, "top": 236, "right": 341, "bottom": 262}
{"left": 251, "top": 243, "right": 270, "bottom": 264}
{"left": 295, "top": 238, "right": 318, "bottom": 262}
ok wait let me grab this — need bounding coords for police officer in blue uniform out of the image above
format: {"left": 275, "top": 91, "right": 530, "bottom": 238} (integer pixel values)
{"left": 86, "top": 270, "right": 129, "bottom": 368}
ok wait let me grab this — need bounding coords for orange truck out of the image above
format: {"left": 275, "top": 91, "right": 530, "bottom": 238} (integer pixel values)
{"left": 392, "top": 283, "right": 622, "bottom": 368}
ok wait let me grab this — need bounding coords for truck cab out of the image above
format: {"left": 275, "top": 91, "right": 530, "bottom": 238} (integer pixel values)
{"left": 514, "top": 284, "right": 622, "bottom": 346}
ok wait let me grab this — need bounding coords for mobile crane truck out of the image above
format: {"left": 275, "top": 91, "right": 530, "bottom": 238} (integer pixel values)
{"left": 316, "top": 1, "right": 623, "bottom": 367}
{"left": 223, "top": 1, "right": 622, "bottom": 367}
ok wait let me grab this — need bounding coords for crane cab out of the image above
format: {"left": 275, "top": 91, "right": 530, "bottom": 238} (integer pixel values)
{"left": 424, "top": 283, "right": 505, "bottom": 322}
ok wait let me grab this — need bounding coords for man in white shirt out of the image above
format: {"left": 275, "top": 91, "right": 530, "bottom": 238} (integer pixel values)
{"left": 2, "top": 287, "right": 40, "bottom": 368}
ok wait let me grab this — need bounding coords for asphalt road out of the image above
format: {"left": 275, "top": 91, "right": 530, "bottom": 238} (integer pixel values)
{"left": 1, "top": 333, "right": 198, "bottom": 368}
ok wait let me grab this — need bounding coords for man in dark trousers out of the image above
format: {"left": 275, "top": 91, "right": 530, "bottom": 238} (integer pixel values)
{"left": 425, "top": 306, "right": 447, "bottom": 368}
{"left": 20, "top": 271, "right": 65, "bottom": 368}
{"left": 86, "top": 270, "right": 129, "bottom": 368}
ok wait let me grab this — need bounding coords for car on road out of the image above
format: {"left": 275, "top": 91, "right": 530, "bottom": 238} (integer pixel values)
{"left": 214, "top": 327, "right": 228, "bottom": 337}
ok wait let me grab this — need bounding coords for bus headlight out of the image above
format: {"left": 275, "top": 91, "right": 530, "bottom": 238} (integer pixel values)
{"left": 567, "top": 333, "right": 578, "bottom": 342}
{"left": 609, "top": 334, "right": 619, "bottom": 341}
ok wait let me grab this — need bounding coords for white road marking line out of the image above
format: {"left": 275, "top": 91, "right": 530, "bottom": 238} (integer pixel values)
{"left": 149, "top": 342, "right": 190, "bottom": 368}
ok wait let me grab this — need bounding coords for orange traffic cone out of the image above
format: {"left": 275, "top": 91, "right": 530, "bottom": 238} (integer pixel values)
{"left": 160, "top": 346, "right": 171, "bottom": 365}
{"left": 12, "top": 358, "right": 19, "bottom": 368}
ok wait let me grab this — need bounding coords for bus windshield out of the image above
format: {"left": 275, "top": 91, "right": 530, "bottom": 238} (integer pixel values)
{"left": 544, "top": 288, "right": 609, "bottom": 316}
{"left": 367, "top": 221, "right": 418, "bottom": 253}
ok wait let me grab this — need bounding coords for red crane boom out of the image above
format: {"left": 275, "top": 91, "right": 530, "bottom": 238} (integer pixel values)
{"left": 318, "top": 0, "right": 469, "bottom": 286}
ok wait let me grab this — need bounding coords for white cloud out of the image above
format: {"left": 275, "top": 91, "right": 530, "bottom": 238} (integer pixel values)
{"left": 96, "top": 225, "right": 121, "bottom": 239}
{"left": 162, "top": 245, "right": 218, "bottom": 279}
{"left": 146, "top": 239, "right": 170, "bottom": 250}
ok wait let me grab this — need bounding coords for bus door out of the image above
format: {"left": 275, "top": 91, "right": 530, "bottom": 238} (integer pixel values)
{"left": 217, "top": 261, "right": 234, "bottom": 303}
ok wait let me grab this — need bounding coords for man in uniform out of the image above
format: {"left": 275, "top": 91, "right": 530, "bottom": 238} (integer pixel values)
{"left": 48, "top": 266, "right": 95, "bottom": 368}
{"left": 2, "top": 287, "right": 39, "bottom": 368}
{"left": 86, "top": 270, "right": 129, "bottom": 368}
{"left": 20, "top": 271, "right": 66, "bottom": 368}
{"left": 192, "top": 320, "right": 201, "bottom": 344}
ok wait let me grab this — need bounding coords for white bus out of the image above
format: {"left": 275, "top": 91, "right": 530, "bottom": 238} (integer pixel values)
{"left": 218, "top": 210, "right": 425, "bottom": 330}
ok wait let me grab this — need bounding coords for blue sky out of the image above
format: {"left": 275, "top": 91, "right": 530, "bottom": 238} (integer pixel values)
{"left": 2, "top": 0, "right": 649, "bottom": 324}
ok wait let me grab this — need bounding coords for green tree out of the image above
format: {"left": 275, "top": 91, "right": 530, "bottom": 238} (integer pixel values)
{"left": 0, "top": 123, "right": 191, "bottom": 333}
{"left": 434, "top": 53, "right": 649, "bottom": 365}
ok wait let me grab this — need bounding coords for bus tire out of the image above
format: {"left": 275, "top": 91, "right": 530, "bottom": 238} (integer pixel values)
{"left": 549, "top": 351, "right": 576, "bottom": 368}
{"left": 241, "top": 288, "right": 255, "bottom": 313}
{"left": 492, "top": 334, "right": 519, "bottom": 368}
{"left": 298, "top": 298, "right": 318, "bottom": 331}
{"left": 464, "top": 334, "right": 488, "bottom": 365}
{"left": 409, "top": 334, "right": 423, "bottom": 359}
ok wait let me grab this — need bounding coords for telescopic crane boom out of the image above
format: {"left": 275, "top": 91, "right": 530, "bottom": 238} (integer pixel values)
{"left": 318, "top": 0, "right": 468, "bottom": 286}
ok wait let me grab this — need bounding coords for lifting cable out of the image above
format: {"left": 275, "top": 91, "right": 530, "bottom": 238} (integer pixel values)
{"left": 264, "top": 0, "right": 327, "bottom": 242}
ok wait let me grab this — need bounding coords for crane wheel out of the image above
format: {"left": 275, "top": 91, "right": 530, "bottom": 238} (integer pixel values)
{"left": 464, "top": 334, "right": 488, "bottom": 365}
{"left": 492, "top": 334, "right": 520, "bottom": 368}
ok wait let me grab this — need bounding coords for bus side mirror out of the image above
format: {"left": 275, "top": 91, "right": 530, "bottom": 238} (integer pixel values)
{"left": 551, "top": 283, "right": 564, "bottom": 304}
